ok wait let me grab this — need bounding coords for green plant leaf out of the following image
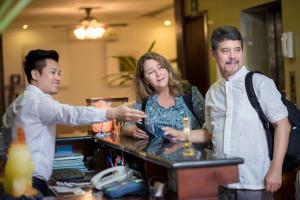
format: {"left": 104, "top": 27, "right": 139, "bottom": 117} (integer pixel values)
{"left": 108, "top": 40, "right": 156, "bottom": 86}
{"left": 147, "top": 40, "right": 156, "bottom": 52}
{"left": 107, "top": 72, "right": 134, "bottom": 86}
{"left": 113, "top": 56, "right": 136, "bottom": 71}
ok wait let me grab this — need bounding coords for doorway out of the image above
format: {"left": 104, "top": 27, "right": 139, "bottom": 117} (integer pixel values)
{"left": 184, "top": 11, "right": 209, "bottom": 95}
{"left": 240, "top": 1, "right": 284, "bottom": 90}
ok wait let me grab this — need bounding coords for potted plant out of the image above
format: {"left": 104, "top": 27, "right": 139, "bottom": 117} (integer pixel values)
{"left": 105, "top": 41, "right": 156, "bottom": 86}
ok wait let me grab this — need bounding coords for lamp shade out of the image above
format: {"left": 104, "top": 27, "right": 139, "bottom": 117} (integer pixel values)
{"left": 73, "top": 19, "right": 106, "bottom": 40}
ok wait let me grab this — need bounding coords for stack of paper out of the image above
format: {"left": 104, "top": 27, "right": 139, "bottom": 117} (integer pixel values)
{"left": 53, "top": 153, "right": 87, "bottom": 172}
{"left": 54, "top": 145, "right": 87, "bottom": 172}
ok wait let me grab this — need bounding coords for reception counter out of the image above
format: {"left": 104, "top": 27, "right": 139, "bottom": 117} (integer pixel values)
{"left": 0, "top": 132, "right": 243, "bottom": 200}
{"left": 94, "top": 133, "right": 244, "bottom": 200}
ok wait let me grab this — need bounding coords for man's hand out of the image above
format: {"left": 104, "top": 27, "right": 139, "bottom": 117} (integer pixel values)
{"left": 163, "top": 127, "right": 183, "bottom": 141}
{"left": 163, "top": 143, "right": 182, "bottom": 154}
{"left": 264, "top": 166, "right": 282, "bottom": 192}
{"left": 264, "top": 117, "right": 290, "bottom": 192}
{"left": 105, "top": 103, "right": 146, "bottom": 122}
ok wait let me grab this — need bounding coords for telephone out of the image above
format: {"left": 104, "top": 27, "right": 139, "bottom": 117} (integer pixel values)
{"left": 91, "top": 166, "right": 147, "bottom": 198}
{"left": 91, "top": 166, "right": 127, "bottom": 190}
{"left": 281, "top": 32, "right": 295, "bottom": 59}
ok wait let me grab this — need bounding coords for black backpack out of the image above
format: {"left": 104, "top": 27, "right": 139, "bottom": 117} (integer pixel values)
{"left": 141, "top": 84, "right": 202, "bottom": 125}
{"left": 245, "top": 71, "right": 300, "bottom": 171}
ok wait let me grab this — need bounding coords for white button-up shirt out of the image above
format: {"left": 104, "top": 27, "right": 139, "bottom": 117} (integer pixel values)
{"left": 3, "top": 85, "right": 107, "bottom": 180}
{"left": 204, "top": 66, "right": 288, "bottom": 189}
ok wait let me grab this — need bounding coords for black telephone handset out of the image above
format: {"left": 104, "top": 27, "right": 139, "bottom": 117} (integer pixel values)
{"left": 135, "top": 123, "right": 156, "bottom": 140}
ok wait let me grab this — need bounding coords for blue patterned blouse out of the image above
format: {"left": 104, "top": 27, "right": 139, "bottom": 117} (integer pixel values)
{"left": 127, "top": 86, "right": 205, "bottom": 132}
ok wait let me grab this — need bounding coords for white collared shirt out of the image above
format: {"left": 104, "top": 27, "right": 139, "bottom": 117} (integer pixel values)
{"left": 3, "top": 84, "right": 107, "bottom": 180}
{"left": 204, "top": 66, "right": 288, "bottom": 189}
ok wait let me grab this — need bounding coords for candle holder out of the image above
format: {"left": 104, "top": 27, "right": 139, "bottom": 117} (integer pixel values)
{"left": 182, "top": 117, "right": 195, "bottom": 157}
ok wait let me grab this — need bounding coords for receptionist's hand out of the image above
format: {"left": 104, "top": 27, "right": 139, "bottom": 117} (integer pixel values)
{"left": 106, "top": 102, "right": 147, "bottom": 122}
{"left": 162, "top": 127, "right": 184, "bottom": 141}
{"left": 133, "top": 126, "right": 149, "bottom": 139}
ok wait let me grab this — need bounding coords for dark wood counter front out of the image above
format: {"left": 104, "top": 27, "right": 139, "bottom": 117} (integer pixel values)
{"left": 94, "top": 134, "right": 243, "bottom": 200}
{"left": 43, "top": 192, "right": 148, "bottom": 200}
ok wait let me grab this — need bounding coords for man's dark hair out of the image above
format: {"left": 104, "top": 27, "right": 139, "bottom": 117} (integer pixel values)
{"left": 210, "top": 25, "right": 243, "bottom": 51}
{"left": 23, "top": 49, "right": 59, "bottom": 83}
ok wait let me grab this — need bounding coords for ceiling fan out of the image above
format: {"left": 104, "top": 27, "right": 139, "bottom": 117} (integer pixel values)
{"left": 74, "top": 7, "right": 128, "bottom": 40}
{"left": 53, "top": 7, "right": 128, "bottom": 40}
{"left": 77, "top": 7, "right": 127, "bottom": 27}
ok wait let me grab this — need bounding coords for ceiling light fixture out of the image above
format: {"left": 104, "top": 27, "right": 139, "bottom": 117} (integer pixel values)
{"left": 22, "top": 24, "right": 28, "bottom": 30}
{"left": 73, "top": 8, "right": 106, "bottom": 40}
{"left": 164, "top": 20, "right": 172, "bottom": 26}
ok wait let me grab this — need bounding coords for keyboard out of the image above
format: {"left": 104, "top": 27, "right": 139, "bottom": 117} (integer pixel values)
{"left": 51, "top": 168, "right": 84, "bottom": 182}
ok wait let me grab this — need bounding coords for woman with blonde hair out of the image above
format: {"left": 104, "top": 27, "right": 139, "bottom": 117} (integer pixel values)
{"left": 124, "top": 52, "right": 205, "bottom": 140}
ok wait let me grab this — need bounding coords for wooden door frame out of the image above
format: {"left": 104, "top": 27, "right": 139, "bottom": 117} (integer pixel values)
{"left": 0, "top": 36, "right": 4, "bottom": 124}
{"left": 174, "top": 0, "right": 209, "bottom": 94}
{"left": 242, "top": 1, "right": 284, "bottom": 90}
{"left": 174, "top": 0, "right": 187, "bottom": 77}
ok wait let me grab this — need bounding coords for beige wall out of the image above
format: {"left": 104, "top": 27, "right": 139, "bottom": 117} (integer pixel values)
{"left": 3, "top": 18, "right": 176, "bottom": 106}
{"left": 192, "top": 0, "right": 300, "bottom": 105}
{"left": 3, "top": 0, "right": 300, "bottom": 106}
{"left": 282, "top": 0, "right": 300, "bottom": 104}
{"left": 193, "top": 0, "right": 273, "bottom": 84}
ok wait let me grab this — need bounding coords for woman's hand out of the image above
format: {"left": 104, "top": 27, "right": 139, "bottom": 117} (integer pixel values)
{"left": 133, "top": 126, "right": 149, "bottom": 139}
{"left": 162, "top": 127, "right": 184, "bottom": 141}
{"left": 133, "top": 139, "right": 149, "bottom": 150}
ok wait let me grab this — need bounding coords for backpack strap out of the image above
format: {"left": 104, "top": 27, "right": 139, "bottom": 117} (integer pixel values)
{"left": 141, "top": 98, "right": 147, "bottom": 112}
{"left": 141, "top": 98, "right": 147, "bottom": 123}
{"left": 245, "top": 71, "right": 274, "bottom": 159}
{"left": 183, "top": 84, "right": 201, "bottom": 125}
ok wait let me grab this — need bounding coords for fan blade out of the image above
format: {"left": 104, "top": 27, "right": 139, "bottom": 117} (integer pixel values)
{"left": 140, "top": 4, "right": 173, "bottom": 18}
{"left": 107, "top": 23, "right": 128, "bottom": 27}
{"left": 51, "top": 24, "right": 74, "bottom": 29}
{"left": 52, "top": 23, "right": 127, "bottom": 29}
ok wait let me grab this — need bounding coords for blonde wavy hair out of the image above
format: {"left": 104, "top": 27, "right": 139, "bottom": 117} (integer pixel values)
{"left": 135, "top": 52, "right": 186, "bottom": 101}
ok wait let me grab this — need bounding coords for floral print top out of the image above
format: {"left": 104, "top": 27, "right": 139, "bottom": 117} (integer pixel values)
{"left": 128, "top": 85, "right": 205, "bottom": 132}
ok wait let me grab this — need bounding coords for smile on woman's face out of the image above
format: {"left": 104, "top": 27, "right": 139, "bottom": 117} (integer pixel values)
{"left": 143, "top": 59, "right": 169, "bottom": 92}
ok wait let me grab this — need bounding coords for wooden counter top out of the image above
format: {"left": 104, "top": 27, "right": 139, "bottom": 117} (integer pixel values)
{"left": 94, "top": 133, "right": 243, "bottom": 169}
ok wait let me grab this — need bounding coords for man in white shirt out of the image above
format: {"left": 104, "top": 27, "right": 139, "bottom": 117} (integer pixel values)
{"left": 205, "top": 26, "right": 290, "bottom": 200}
{"left": 2, "top": 49, "right": 146, "bottom": 196}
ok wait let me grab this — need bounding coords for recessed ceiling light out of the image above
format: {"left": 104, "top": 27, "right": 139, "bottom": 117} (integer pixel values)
{"left": 164, "top": 20, "right": 171, "bottom": 26}
{"left": 22, "top": 24, "right": 28, "bottom": 30}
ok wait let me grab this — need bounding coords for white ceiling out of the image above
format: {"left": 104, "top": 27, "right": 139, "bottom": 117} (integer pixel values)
{"left": 12, "top": 0, "right": 174, "bottom": 26}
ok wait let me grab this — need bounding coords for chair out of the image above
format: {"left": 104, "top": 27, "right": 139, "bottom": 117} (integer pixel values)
{"left": 0, "top": 126, "right": 12, "bottom": 162}
{"left": 86, "top": 97, "right": 129, "bottom": 134}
